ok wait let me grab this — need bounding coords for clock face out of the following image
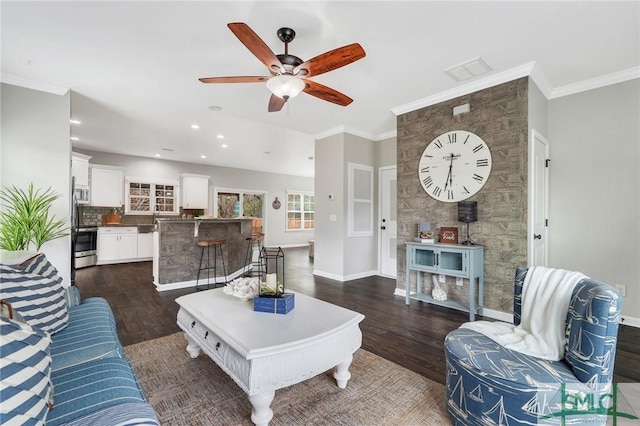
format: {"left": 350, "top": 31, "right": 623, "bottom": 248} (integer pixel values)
{"left": 418, "top": 130, "right": 492, "bottom": 202}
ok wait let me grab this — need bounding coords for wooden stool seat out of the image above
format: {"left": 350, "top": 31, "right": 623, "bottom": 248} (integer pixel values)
{"left": 195, "top": 239, "right": 227, "bottom": 291}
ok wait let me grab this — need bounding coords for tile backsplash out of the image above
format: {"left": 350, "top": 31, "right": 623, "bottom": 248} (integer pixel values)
{"left": 78, "top": 205, "right": 202, "bottom": 226}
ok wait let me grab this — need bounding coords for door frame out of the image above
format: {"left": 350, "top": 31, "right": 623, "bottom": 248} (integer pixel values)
{"left": 528, "top": 129, "right": 550, "bottom": 266}
{"left": 378, "top": 165, "right": 397, "bottom": 278}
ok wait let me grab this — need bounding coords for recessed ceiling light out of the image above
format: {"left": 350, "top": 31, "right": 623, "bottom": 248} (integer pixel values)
{"left": 264, "top": 151, "right": 271, "bottom": 155}
{"left": 191, "top": 124, "right": 200, "bottom": 129}
{"left": 200, "top": 155, "right": 207, "bottom": 159}
{"left": 208, "top": 105, "right": 222, "bottom": 111}
{"left": 70, "top": 136, "right": 79, "bottom": 141}
{"left": 154, "top": 154, "right": 161, "bottom": 157}
{"left": 308, "top": 156, "right": 314, "bottom": 160}
{"left": 216, "top": 134, "right": 224, "bottom": 139}
{"left": 221, "top": 144, "right": 228, "bottom": 148}
{"left": 70, "top": 119, "right": 81, "bottom": 125}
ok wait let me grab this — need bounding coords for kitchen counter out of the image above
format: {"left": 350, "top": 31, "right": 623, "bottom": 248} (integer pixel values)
{"left": 155, "top": 218, "right": 251, "bottom": 223}
{"left": 153, "top": 218, "right": 254, "bottom": 290}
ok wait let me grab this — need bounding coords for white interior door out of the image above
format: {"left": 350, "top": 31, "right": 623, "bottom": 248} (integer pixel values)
{"left": 528, "top": 130, "right": 550, "bottom": 266}
{"left": 379, "top": 166, "right": 397, "bottom": 277}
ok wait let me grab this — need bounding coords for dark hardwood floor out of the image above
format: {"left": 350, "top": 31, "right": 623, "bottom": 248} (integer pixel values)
{"left": 75, "top": 247, "right": 640, "bottom": 385}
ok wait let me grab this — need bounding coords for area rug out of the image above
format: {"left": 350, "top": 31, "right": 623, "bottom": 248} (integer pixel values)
{"left": 124, "top": 332, "right": 451, "bottom": 425}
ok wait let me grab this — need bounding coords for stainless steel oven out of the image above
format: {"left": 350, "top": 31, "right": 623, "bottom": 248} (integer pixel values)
{"left": 74, "top": 227, "right": 97, "bottom": 268}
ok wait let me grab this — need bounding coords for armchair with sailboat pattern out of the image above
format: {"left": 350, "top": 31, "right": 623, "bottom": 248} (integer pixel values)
{"left": 444, "top": 267, "right": 623, "bottom": 425}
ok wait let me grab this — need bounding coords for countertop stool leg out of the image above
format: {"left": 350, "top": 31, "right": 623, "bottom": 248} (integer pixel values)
{"left": 196, "top": 239, "right": 228, "bottom": 291}
{"left": 215, "top": 240, "right": 228, "bottom": 287}
{"left": 195, "top": 241, "right": 209, "bottom": 292}
{"left": 243, "top": 233, "right": 264, "bottom": 277}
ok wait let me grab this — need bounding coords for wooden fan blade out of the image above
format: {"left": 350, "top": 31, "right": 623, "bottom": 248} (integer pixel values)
{"left": 303, "top": 80, "right": 353, "bottom": 106}
{"left": 268, "top": 94, "right": 286, "bottom": 112}
{"left": 228, "top": 23, "right": 284, "bottom": 74}
{"left": 199, "top": 76, "right": 270, "bottom": 84}
{"left": 294, "top": 43, "right": 365, "bottom": 78}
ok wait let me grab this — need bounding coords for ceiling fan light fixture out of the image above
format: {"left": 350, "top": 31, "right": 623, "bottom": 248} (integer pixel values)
{"left": 266, "top": 74, "right": 305, "bottom": 100}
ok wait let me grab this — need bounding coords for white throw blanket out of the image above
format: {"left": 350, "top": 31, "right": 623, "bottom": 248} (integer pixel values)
{"left": 461, "top": 266, "right": 586, "bottom": 361}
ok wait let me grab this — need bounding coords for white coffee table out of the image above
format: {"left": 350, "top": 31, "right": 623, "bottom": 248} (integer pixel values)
{"left": 175, "top": 289, "right": 365, "bottom": 426}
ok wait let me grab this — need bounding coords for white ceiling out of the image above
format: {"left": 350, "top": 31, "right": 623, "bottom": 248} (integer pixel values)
{"left": 2, "top": 1, "right": 639, "bottom": 178}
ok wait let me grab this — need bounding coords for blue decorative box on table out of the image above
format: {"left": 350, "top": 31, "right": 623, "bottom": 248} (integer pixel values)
{"left": 253, "top": 293, "right": 295, "bottom": 314}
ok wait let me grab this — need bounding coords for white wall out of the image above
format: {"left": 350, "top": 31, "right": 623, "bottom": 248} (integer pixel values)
{"left": 1, "top": 83, "right": 72, "bottom": 284}
{"left": 314, "top": 133, "right": 345, "bottom": 279}
{"left": 376, "top": 136, "right": 397, "bottom": 169}
{"left": 75, "top": 149, "right": 314, "bottom": 247}
{"left": 548, "top": 79, "right": 639, "bottom": 320}
{"left": 528, "top": 78, "right": 549, "bottom": 136}
{"left": 314, "top": 132, "right": 378, "bottom": 281}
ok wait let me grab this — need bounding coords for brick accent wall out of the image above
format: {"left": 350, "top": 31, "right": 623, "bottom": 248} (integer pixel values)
{"left": 397, "top": 77, "right": 529, "bottom": 313}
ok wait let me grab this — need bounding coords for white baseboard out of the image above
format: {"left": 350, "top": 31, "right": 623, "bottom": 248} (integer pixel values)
{"left": 313, "top": 269, "right": 377, "bottom": 282}
{"left": 271, "top": 243, "right": 309, "bottom": 249}
{"left": 620, "top": 315, "right": 640, "bottom": 328}
{"left": 394, "top": 287, "right": 406, "bottom": 297}
{"left": 480, "top": 308, "right": 513, "bottom": 323}
{"left": 154, "top": 267, "right": 248, "bottom": 292}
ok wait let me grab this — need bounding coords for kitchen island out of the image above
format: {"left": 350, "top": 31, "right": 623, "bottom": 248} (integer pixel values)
{"left": 152, "top": 218, "right": 254, "bottom": 290}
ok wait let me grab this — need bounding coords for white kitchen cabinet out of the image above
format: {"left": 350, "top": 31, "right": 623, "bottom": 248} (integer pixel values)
{"left": 137, "top": 233, "right": 154, "bottom": 259}
{"left": 71, "top": 152, "right": 91, "bottom": 186}
{"left": 91, "top": 165, "right": 123, "bottom": 207}
{"left": 181, "top": 174, "right": 209, "bottom": 209}
{"left": 97, "top": 227, "right": 138, "bottom": 264}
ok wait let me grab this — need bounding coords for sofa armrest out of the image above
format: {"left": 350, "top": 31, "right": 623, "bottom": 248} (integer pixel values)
{"left": 63, "top": 285, "right": 81, "bottom": 307}
{"left": 565, "top": 279, "right": 623, "bottom": 385}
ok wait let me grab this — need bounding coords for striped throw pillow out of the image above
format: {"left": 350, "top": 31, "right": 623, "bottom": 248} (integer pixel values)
{"left": 0, "top": 317, "right": 53, "bottom": 425}
{"left": 20, "top": 254, "right": 64, "bottom": 295}
{"left": 0, "top": 265, "right": 69, "bottom": 334}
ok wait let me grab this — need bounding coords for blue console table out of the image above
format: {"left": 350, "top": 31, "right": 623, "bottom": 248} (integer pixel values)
{"left": 405, "top": 242, "right": 484, "bottom": 320}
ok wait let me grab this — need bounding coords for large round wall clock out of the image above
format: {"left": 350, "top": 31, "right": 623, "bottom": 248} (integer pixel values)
{"left": 418, "top": 130, "right": 492, "bottom": 202}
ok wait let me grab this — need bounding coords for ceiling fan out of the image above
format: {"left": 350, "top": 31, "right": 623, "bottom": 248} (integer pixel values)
{"left": 199, "top": 23, "right": 366, "bottom": 112}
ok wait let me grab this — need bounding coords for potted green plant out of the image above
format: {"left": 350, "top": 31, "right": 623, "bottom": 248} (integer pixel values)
{"left": 0, "top": 183, "right": 68, "bottom": 251}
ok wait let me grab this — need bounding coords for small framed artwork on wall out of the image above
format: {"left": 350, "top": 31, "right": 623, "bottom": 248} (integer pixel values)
{"left": 439, "top": 227, "right": 459, "bottom": 244}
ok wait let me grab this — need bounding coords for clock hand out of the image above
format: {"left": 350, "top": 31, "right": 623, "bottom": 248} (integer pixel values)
{"left": 444, "top": 153, "right": 454, "bottom": 190}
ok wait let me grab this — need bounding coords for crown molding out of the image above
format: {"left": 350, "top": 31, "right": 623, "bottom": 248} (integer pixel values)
{"left": 391, "top": 62, "right": 536, "bottom": 116}
{"left": 314, "top": 125, "right": 394, "bottom": 142}
{"left": 375, "top": 130, "right": 397, "bottom": 141}
{"left": 314, "top": 125, "right": 347, "bottom": 141}
{"left": 548, "top": 66, "right": 640, "bottom": 99}
{"left": 1, "top": 74, "right": 69, "bottom": 96}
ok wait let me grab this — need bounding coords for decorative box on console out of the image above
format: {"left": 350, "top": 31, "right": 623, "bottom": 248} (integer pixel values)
{"left": 253, "top": 293, "right": 295, "bottom": 314}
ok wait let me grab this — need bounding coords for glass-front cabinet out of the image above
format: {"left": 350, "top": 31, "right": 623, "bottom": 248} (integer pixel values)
{"left": 408, "top": 245, "right": 468, "bottom": 277}
{"left": 405, "top": 242, "right": 484, "bottom": 320}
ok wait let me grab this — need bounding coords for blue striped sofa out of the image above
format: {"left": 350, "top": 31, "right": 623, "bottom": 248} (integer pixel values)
{"left": 1, "top": 254, "right": 159, "bottom": 425}
{"left": 444, "top": 267, "right": 623, "bottom": 426}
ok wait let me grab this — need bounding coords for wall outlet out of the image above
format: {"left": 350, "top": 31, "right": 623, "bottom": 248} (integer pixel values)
{"left": 439, "top": 274, "right": 446, "bottom": 283}
{"left": 456, "top": 277, "right": 464, "bottom": 286}
{"left": 615, "top": 284, "right": 626, "bottom": 297}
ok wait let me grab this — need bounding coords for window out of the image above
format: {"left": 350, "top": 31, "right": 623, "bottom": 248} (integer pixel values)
{"left": 287, "top": 191, "right": 314, "bottom": 231}
{"left": 348, "top": 163, "right": 373, "bottom": 236}
{"left": 125, "top": 177, "right": 179, "bottom": 214}
{"left": 215, "top": 188, "right": 266, "bottom": 223}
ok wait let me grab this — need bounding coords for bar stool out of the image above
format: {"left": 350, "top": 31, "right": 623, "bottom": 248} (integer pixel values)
{"left": 195, "top": 239, "right": 227, "bottom": 291}
{"left": 243, "top": 233, "right": 264, "bottom": 277}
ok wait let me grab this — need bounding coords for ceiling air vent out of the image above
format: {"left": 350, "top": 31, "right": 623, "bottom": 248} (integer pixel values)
{"left": 444, "top": 57, "right": 492, "bottom": 82}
